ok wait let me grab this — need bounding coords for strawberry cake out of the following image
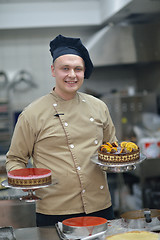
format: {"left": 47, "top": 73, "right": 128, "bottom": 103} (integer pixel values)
{"left": 8, "top": 168, "right": 52, "bottom": 187}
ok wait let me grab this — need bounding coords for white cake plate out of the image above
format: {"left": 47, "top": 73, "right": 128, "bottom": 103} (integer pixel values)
{"left": 91, "top": 153, "right": 146, "bottom": 173}
{"left": 1, "top": 179, "right": 58, "bottom": 202}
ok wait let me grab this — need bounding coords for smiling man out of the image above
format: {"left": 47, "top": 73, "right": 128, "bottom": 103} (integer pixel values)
{"left": 6, "top": 34, "right": 117, "bottom": 227}
{"left": 51, "top": 54, "right": 85, "bottom": 100}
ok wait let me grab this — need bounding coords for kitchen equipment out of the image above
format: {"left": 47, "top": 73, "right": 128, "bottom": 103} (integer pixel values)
{"left": 91, "top": 153, "right": 146, "bottom": 173}
{"left": 0, "top": 226, "right": 16, "bottom": 240}
{"left": 9, "top": 70, "right": 37, "bottom": 91}
{"left": 62, "top": 216, "right": 108, "bottom": 238}
{"left": 101, "top": 92, "right": 157, "bottom": 141}
{"left": 0, "top": 155, "right": 6, "bottom": 174}
{"left": 0, "top": 71, "right": 8, "bottom": 89}
{"left": 121, "top": 209, "right": 160, "bottom": 230}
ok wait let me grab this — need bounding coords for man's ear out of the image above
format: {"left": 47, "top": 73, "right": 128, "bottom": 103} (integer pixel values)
{"left": 51, "top": 64, "right": 55, "bottom": 77}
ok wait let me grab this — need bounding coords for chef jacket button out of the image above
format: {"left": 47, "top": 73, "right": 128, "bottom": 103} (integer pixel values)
{"left": 64, "top": 122, "right": 68, "bottom": 127}
{"left": 94, "top": 140, "right": 98, "bottom": 145}
{"left": 77, "top": 166, "right": 81, "bottom": 171}
{"left": 53, "top": 103, "right": 57, "bottom": 107}
{"left": 90, "top": 117, "right": 94, "bottom": 122}
{"left": 70, "top": 144, "right": 74, "bottom": 149}
{"left": 82, "top": 189, "right": 85, "bottom": 193}
{"left": 82, "top": 99, "right": 86, "bottom": 102}
{"left": 100, "top": 185, "right": 104, "bottom": 190}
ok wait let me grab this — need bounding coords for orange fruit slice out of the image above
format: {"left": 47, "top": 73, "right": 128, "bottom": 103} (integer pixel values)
{"left": 105, "top": 142, "right": 113, "bottom": 148}
{"left": 101, "top": 145, "right": 112, "bottom": 152}
{"left": 120, "top": 141, "right": 128, "bottom": 148}
{"left": 126, "top": 146, "right": 133, "bottom": 152}
{"left": 126, "top": 142, "right": 138, "bottom": 150}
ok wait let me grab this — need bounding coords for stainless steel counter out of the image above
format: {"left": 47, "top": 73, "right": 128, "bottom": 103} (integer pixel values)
{"left": 15, "top": 227, "right": 60, "bottom": 240}
{"left": 0, "top": 200, "right": 36, "bottom": 228}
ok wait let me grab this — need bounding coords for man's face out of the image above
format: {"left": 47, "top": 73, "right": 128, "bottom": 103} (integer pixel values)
{"left": 51, "top": 54, "right": 85, "bottom": 100}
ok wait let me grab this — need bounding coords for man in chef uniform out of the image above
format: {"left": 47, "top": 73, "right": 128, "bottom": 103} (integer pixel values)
{"left": 6, "top": 34, "right": 117, "bottom": 226}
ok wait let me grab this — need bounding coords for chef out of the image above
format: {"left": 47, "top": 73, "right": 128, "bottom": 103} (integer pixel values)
{"left": 6, "top": 34, "right": 117, "bottom": 226}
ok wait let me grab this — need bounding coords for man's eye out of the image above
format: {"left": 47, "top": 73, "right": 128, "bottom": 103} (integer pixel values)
{"left": 76, "top": 68, "right": 82, "bottom": 71}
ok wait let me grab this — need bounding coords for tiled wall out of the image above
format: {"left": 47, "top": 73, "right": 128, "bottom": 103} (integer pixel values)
{"left": 0, "top": 27, "right": 98, "bottom": 110}
{"left": 1, "top": 27, "right": 159, "bottom": 117}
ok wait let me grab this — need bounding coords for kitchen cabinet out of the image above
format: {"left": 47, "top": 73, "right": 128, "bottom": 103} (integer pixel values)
{"left": 15, "top": 227, "right": 60, "bottom": 240}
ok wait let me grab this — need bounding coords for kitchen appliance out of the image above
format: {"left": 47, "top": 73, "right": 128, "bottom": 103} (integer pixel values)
{"left": 0, "top": 71, "right": 8, "bottom": 89}
{"left": 121, "top": 209, "right": 160, "bottom": 231}
{"left": 9, "top": 70, "right": 37, "bottom": 91}
{"left": 0, "top": 226, "right": 16, "bottom": 240}
{"left": 101, "top": 92, "right": 157, "bottom": 141}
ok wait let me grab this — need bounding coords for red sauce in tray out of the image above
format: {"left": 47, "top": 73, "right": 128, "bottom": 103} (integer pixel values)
{"left": 62, "top": 216, "right": 107, "bottom": 227}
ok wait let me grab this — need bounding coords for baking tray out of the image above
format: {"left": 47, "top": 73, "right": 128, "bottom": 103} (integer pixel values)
{"left": 91, "top": 153, "right": 146, "bottom": 173}
{"left": 0, "top": 226, "right": 16, "bottom": 240}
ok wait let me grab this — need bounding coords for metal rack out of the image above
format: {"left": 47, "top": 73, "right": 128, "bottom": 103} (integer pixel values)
{"left": 0, "top": 100, "right": 11, "bottom": 155}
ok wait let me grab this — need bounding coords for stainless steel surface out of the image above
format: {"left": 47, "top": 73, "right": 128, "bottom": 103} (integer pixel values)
{"left": 56, "top": 223, "right": 108, "bottom": 240}
{"left": 62, "top": 220, "right": 107, "bottom": 238}
{"left": 101, "top": 93, "right": 157, "bottom": 140}
{"left": 0, "top": 227, "right": 16, "bottom": 240}
{"left": 87, "top": 22, "right": 160, "bottom": 66}
{"left": 86, "top": 0, "right": 160, "bottom": 66}
{"left": 91, "top": 153, "right": 146, "bottom": 173}
{"left": 0, "top": 200, "right": 36, "bottom": 228}
{"left": 101, "top": 0, "right": 160, "bottom": 25}
{"left": 9, "top": 70, "right": 37, "bottom": 91}
{"left": 15, "top": 227, "right": 60, "bottom": 240}
{"left": 121, "top": 209, "right": 160, "bottom": 230}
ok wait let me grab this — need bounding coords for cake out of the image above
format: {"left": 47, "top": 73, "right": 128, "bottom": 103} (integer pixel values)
{"left": 62, "top": 216, "right": 108, "bottom": 237}
{"left": 106, "top": 231, "right": 159, "bottom": 239}
{"left": 8, "top": 168, "right": 52, "bottom": 187}
{"left": 98, "top": 141, "right": 140, "bottom": 163}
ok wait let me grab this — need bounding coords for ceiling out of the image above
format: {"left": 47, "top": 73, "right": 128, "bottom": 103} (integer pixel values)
{"left": 0, "top": 0, "right": 160, "bottom": 29}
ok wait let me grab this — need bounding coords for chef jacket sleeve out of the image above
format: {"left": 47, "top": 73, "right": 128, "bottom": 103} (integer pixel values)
{"left": 6, "top": 113, "right": 35, "bottom": 172}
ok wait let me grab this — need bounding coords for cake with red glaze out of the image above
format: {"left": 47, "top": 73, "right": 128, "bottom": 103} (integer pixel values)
{"left": 98, "top": 141, "right": 140, "bottom": 163}
{"left": 8, "top": 168, "right": 52, "bottom": 187}
{"left": 62, "top": 216, "right": 107, "bottom": 237}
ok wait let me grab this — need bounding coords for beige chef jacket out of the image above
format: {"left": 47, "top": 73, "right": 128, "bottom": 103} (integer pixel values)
{"left": 6, "top": 90, "right": 117, "bottom": 215}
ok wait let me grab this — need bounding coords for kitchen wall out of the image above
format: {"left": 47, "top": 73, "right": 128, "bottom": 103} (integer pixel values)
{"left": 0, "top": 27, "right": 136, "bottom": 105}
{"left": 0, "top": 27, "right": 160, "bottom": 125}
{"left": 0, "top": 27, "right": 97, "bottom": 112}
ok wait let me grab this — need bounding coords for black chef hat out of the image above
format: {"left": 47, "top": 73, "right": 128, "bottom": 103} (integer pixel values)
{"left": 49, "top": 34, "right": 93, "bottom": 79}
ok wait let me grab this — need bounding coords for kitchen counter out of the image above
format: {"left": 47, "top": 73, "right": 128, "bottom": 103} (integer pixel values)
{"left": 15, "top": 227, "right": 60, "bottom": 240}
{"left": 0, "top": 199, "right": 36, "bottom": 228}
{"left": 13, "top": 220, "right": 160, "bottom": 240}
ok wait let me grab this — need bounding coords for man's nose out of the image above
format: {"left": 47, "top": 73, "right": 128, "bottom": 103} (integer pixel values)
{"left": 68, "top": 69, "right": 76, "bottom": 77}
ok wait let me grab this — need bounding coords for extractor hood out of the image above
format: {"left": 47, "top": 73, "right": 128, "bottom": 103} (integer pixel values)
{"left": 86, "top": 0, "right": 160, "bottom": 66}
{"left": 101, "top": 0, "right": 160, "bottom": 25}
